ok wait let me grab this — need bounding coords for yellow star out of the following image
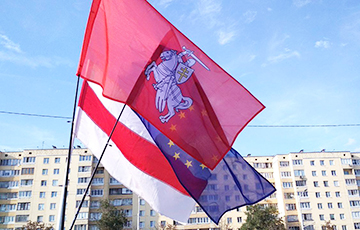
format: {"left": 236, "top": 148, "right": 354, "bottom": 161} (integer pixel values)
{"left": 170, "top": 124, "right": 177, "bottom": 131}
{"left": 168, "top": 140, "right": 174, "bottom": 148}
{"left": 178, "top": 111, "right": 186, "bottom": 119}
{"left": 173, "top": 152, "right": 180, "bottom": 160}
{"left": 185, "top": 160, "right": 193, "bottom": 168}
{"left": 201, "top": 109, "right": 208, "bottom": 117}
{"left": 189, "top": 105, "right": 195, "bottom": 111}
{"left": 200, "top": 164, "right": 207, "bottom": 169}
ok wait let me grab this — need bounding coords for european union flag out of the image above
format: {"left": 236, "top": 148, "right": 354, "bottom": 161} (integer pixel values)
{"left": 138, "top": 114, "right": 276, "bottom": 223}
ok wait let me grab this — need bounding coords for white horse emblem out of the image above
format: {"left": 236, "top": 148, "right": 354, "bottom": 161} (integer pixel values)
{"left": 145, "top": 46, "right": 209, "bottom": 123}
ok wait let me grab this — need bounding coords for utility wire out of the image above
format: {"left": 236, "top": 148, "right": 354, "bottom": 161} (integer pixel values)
{"left": 1, "top": 110, "right": 359, "bottom": 127}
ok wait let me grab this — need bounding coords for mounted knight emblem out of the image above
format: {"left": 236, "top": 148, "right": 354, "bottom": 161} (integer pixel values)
{"left": 145, "top": 46, "right": 209, "bottom": 123}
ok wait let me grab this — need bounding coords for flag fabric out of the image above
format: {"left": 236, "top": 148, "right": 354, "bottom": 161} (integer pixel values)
{"left": 74, "top": 81, "right": 275, "bottom": 223}
{"left": 77, "top": 0, "right": 265, "bottom": 169}
{"left": 75, "top": 81, "right": 196, "bottom": 223}
{"left": 137, "top": 114, "right": 276, "bottom": 223}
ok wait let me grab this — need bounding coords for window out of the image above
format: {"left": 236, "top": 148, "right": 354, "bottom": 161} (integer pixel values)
{"left": 109, "top": 177, "right": 120, "bottom": 185}
{"left": 326, "top": 192, "right": 331, "bottom": 197}
{"left": 336, "top": 192, "right": 341, "bottom": 197}
{"left": 20, "top": 179, "right": 33, "bottom": 186}
{"left": 92, "top": 178, "right": 104, "bottom": 185}
{"left": 328, "top": 202, "right": 333, "bottom": 209}
{"left": 139, "top": 221, "right": 145, "bottom": 228}
{"left": 43, "top": 158, "right": 49, "bottom": 164}
{"left": 52, "top": 180, "right": 58, "bottom": 186}
{"left": 300, "top": 202, "right": 310, "bottom": 209}
{"left": 21, "top": 168, "right": 34, "bottom": 175}
{"left": 139, "top": 199, "right": 145, "bottom": 205}
{"left": 227, "top": 217, "right": 232, "bottom": 224}
{"left": 286, "top": 203, "right": 296, "bottom": 210}
{"left": 77, "top": 189, "right": 86, "bottom": 195}
{"left": 324, "top": 181, "right": 329, "bottom": 187}
{"left": 78, "top": 177, "right": 90, "bottom": 184}
{"left": 287, "top": 215, "right": 298, "bottom": 222}
{"left": 314, "top": 181, "right": 319, "bottom": 187}
{"left": 351, "top": 200, "right": 360, "bottom": 207}
{"left": 78, "top": 212, "right": 88, "bottom": 220}
{"left": 53, "top": 169, "right": 59, "bottom": 175}
{"left": 355, "top": 223, "right": 360, "bottom": 229}
{"left": 41, "top": 180, "right": 47, "bottom": 186}
{"left": 74, "top": 225, "right": 87, "bottom": 230}
{"left": 284, "top": 193, "right": 294, "bottom": 199}
{"left": 340, "top": 213, "right": 345, "bottom": 220}
{"left": 79, "top": 155, "right": 91, "bottom": 161}
{"left": 51, "top": 191, "right": 57, "bottom": 197}
{"left": 331, "top": 170, "right": 337, "bottom": 176}
{"left": 49, "top": 215, "right": 55, "bottom": 222}
{"left": 50, "top": 203, "right": 56, "bottom": 210}
{"left": 17, "top": 202, "right": 30, "bottom": 210}
{"left": 330, "top": 160, "right": 334, "bottom": 165}
{"left": 139, "top": 210, "right": 145, "bottom": 216}
{"left": 37, "top": 216, "right": 43, "bottom": 223}
{"left": 334, "top": 181, "right": 339, "bottom": 187}
{"left": 312, "top": 171, "right": 317, "bottom": 176}
{"left": 320, "top": 160, "right": 325, "bottom": 165}
{"left": 297, "top": 191, "right": 308, "bottom": 198}
{"left": 16, "top": 215, "right": 29, "bottom": 222}
{"left": 341, "top": 158, "right": 351, "bottom": 165}
{"left": 76, "top": 200, "right": 89, "bottom": 208}
{"left": 310, "top": 160, "right": 315, "bottom": 166}
{"left": 150, "top": 221, "right": 155, "bottom": 228}
{"left": 54, "top": 158, "right": 60, "bottom": 163}
{"left": 302, "top": 213, "right": 312, "bottom": 221}
{"left": 322, "top": 170, "right": 327, "bottom": 176}
{"left": 39, "top": 192, "right": 45, "bottom": 198}
{"left": 330, "top": 214, "right": 335, "bottom": 220}
{"left": 280, "top": 161, "right": 289, "bottom": 167}
{"left": 150, "top": 210, "right": 156, "bottom": 216}
{"left": 42, "top": 169, "right": 48, "bottom": 175}
{"left": 296, "top": 180, "right": 306, "bottom": 186}
{"left": 317, "top": 203, "right": 323, "bottom": 209}
{"left": 38, "top": 203, "right": 44, "bottom": 210}
{"left": 19, "top": 191, "right": 32, "bottom": 198}
{"left": 319, "top": 214, "right": 324, "bottom": 220}
{"left": 294, "top": 170, "right": 305, "bottom": 176}
{"left": 353, "top": 211, "right": 360, "bottom": 218}
{"left": 346, "top": 179, "right": 356, "bottom": 185}
{"left": 78, "top": 166, "right": 91, "bottom": 172}
{"left": 91, "top": 189, "right": 103, "bottom": 197}
{"left": 281, "top": 171, "right": 291, "bottom": 178}
{"left": 293, "top": 160, "right": 303, "bottom": 165}
{"left": 90, "top": 201, "right": 100, "bottom": 209}
{"left": 342, "top": 226, "right": 347, "bottom": 230}
{"left": 316, "top": 192, "right": 321, "bottom": 198}
{"left": 237, "top": 217, "right": 242, "bottom": 223}
{"left": 283, "top": 182, "right": 293, "bottom": 188}
{"left": 23, "top": 157, "right": 35, "bottom": 164}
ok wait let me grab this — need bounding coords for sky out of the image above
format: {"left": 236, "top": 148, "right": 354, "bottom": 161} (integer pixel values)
{"left": 0, "top": 0, "right": 359, "bottom": 156}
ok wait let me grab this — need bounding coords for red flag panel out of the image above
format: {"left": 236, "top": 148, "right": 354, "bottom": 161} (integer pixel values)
{"left": 77, "top": 0, "right": 264, "bottom": 169}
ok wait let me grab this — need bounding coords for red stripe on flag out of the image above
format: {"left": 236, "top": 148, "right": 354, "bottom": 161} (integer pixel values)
{"left": 78, "top": 82, "right": 189, "bottom": 196}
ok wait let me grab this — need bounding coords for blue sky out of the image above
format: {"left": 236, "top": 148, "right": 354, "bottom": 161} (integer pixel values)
{"left": 0, "top": 0, "right": 359, "bottom": 156}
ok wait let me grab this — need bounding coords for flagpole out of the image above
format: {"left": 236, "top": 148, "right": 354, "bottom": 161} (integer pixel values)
{"left": 69, "top": 104, "right": 126, "bottom": 230}
{"left": 57, "top": 75, "right": 81, "bottom": 230}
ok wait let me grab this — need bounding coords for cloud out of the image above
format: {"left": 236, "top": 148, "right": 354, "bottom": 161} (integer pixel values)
{"left": 0, "top": 34, "right": 22, "bottom": 53}
{"left": 0, "top": 51, "right": 74, "bottom": 68}
{"left": 346, "top": 138, "right": 356, "bottom": 146}
{"left": 158, "top": 0, "right": 175, "bottom": 8}
{"left": 190, "top": 0, "right": 222, "bottom": 28}
{"left": 217, "top": 30, "right": 236, "bottom": 45}
{"left": 315, "top": 40, "right": 331, "bottom": 49}
{"left": 243, "top": 10, "right": 257, "bottom": 24}
{"left": 293, "top": 0, "right": 312, "bottom": 8}
{"left": 262, "top": 49, "right": 300, "bottom": 67}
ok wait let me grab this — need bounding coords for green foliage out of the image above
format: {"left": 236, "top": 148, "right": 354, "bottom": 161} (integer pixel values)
{"left": 21, "top": 220, "right": 53, "bottom": 230}
{"left": 96, "top": 199, "right": 127, "bottom": 230}
{"left": 322, "top": 221, "right": 334, "bottom": 230}
{"left": 240, "top": 205, "right": 286, "bottom": 230}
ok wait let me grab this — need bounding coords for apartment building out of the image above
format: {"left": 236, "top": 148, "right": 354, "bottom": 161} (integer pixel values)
{"left": 1, "top": 149, "right": 360, "bottom": 230}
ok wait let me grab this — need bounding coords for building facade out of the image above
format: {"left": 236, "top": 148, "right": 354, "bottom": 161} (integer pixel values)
{"left": 0, "top": 149, "right": 360, "bottom": 230}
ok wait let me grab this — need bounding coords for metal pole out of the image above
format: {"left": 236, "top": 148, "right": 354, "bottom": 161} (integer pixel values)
{"left": 57, "top": 75, "right": 81, "bottom": 230}
{"left": 69, "top": 104, "right": 126, "bottom": 230}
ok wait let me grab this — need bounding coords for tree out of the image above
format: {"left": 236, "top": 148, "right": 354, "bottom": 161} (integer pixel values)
{"left": 322, "top": 221, "right": 334, "bottom": 230}
{"left": 240, "top": 205, "right": 286, "bottom": 230}
{"left": 96, "top": 199, "right": 127, "bottom": 230}
{"left": 21, "top": 220, "right": 53, "bottom": 230}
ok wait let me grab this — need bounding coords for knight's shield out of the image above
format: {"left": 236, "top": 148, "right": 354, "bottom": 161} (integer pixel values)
{"left": 175, "top": 63, "right": 194, "bottom": 84}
